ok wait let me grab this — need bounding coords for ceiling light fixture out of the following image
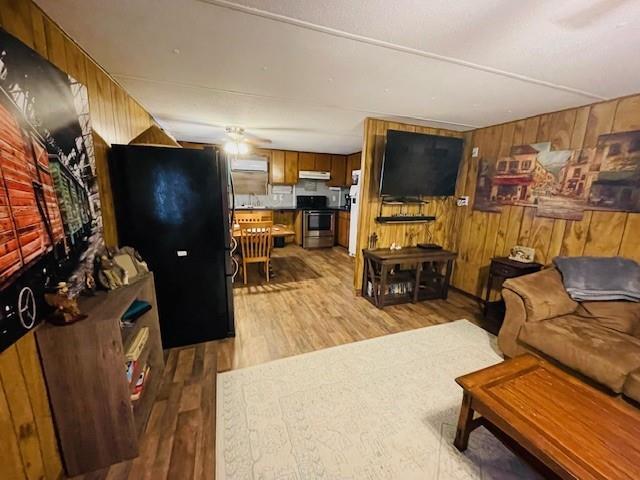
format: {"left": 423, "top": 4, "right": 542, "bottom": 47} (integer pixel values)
{"left": 224, "top": 140, "right": 250, "bottom": 155}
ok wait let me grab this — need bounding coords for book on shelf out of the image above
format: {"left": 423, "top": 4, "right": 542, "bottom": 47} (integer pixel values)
{"left": 125, "top": 359, "right": 137, "bottom": 384}
{"left": 125, "top": 327, "right": 149, "bottom": 362}
{"left": 131, "top": 364, "right": 150, "bottom": 401}
{"left": 120, "top": 299, "right": 152, "bottom": 328}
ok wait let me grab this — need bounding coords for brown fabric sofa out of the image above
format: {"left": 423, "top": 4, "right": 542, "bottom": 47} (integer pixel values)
{"left": 497, "top": 267, "right": 640, "bottom": 404}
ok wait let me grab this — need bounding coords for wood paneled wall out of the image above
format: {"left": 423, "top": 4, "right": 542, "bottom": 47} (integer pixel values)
{"left": 356, "top": 95, "right": 640, "bottom": 295}
{"left": 0, "top": 2, "right": 173, "bottom": 478}
{"left": 354, "top": 118, "right": 469, "bottom": 290}
{"left": 0, "top": 334, "right": 61, "bottom": 480}
{"left": 452, "top": 94, "right": 640, "bottom": 298}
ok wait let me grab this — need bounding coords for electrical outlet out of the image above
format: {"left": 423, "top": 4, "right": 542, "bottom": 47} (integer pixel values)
{"left": 472, "top": 147, "right": 479, "bottom": 158}
{"left": 272, "top": 194, "right": 278, "bottom": 201}
{"left": 457, "top": 196, "right": 469, "bottom": 207}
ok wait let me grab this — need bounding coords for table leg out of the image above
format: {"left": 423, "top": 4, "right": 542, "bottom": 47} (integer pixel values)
{"left": 362, "top": 257, "right": 369, "bottom": 298}
{"left": 413, "top": 262, "right": 422, "bottom": 303}
{"left": 379, "top": 264, "right": 388, "bottom": 308}
{"left": 367, "top": 258, "right": 380, "bottom": 305}
{"left": 442, "top": 259, "right": 453, "bottom": 299}
{"left": 483, "top": 271, "right": 493, "bottom": 317}
{"left": 454, "top": 392, "right": 475, "bottom": 451}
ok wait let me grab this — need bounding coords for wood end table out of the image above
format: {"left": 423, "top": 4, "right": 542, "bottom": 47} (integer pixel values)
{"left": 483, "top": 257, "right": 542, "bottom": 334}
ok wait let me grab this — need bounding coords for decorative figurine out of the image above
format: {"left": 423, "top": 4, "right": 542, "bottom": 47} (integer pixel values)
{"left": 83, "top": 271, "right": 97, "bottom": 296}
{"left": 44, "top": 282, "right": 87, "bottom": 325}
{"left": 96, "top": 246, "right": 149, "bottom": 290}
{"left": 369, "top": 232, "right": 378, "bottom": 249}
{"left": 97, "top": 254, "right": 127, "bottom": 290}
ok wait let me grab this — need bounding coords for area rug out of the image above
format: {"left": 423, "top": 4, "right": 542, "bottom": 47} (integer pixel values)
{"left": 216, "top": 320, "right": 540, "bottom": 479}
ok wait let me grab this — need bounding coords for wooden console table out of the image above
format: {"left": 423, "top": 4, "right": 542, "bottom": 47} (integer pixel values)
{"left": 362, "top": 248, "right": 457, "bottom": 308}
{"left": 454, "top": 355, "right": 640, "bottom": 479}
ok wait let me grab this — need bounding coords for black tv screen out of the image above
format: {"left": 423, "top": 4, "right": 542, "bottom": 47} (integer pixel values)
{"left": 380, "top": 130, "right": 463, "bottom": 197}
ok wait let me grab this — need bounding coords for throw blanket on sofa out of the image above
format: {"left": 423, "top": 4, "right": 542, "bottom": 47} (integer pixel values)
{"left": 553, "top": 256, "right": 640, "bottom": 302}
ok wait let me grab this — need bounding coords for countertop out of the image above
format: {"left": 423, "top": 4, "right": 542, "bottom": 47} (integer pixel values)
{"left": 235, "top": 206, "right": 350, "bottom": 212}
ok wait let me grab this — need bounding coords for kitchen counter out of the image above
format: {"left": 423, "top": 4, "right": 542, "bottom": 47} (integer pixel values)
{"left": 235, "top": 206, "right": 350, "bottom": 212}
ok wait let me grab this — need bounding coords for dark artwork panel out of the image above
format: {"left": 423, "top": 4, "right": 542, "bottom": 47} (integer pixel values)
{"left": 472, "top": 158, "right": 502, "bottom": 213}
{"left": 0, "top": 27, "right": 102, "bottom": 351}
{"left": 587, "top": 130, "right": 640, "bottom": 213}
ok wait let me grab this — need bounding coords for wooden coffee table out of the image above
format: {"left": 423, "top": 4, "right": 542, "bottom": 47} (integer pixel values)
{"left": 454, "top": 354, "right": 640, "bottom": 480}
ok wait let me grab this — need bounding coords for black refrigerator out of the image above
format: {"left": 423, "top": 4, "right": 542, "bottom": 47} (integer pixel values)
{"left": 109, "top": 144, "right": 235, "bottom": 348}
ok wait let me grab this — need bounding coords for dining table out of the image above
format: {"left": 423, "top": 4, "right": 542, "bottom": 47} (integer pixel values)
{"left": 231, "top": 224, "right": 295, "bottom": 238}
{"left": 231, "top": 224, "right": 296, "bottom": 280}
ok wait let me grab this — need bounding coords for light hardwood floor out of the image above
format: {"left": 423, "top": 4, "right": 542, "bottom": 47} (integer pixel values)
{"left": 219, "top": 244, "right": 484, "bottom": 370}
{"left": 70, "top": 245, "right": 484, "bottom": 480}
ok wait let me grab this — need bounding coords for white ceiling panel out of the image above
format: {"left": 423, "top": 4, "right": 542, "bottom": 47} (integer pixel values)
{"left": 35, "top": 0, "right": 640, "bottom": 153}
{"left": 222, "top": 0, "right": 640, "bottom": 97}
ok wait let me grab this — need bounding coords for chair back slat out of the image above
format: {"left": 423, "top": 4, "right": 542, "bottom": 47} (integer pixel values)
{"left": 235, "top": 211, "right": 274, "bottom": 224}
{"left": 239, "top": 221, "right": 273, "bottom": 262}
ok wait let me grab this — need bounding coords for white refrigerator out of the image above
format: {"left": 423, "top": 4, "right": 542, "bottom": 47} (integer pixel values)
{"left": 348, "top": 170, "right": 361, "bottom": 256}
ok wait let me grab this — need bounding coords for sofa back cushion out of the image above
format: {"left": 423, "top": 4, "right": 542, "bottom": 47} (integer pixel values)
{"left": 503, "top": 268, "right": 578, "bottom": 322}
{"left": 577, "top": 301, "right": 640, "bottom": 335}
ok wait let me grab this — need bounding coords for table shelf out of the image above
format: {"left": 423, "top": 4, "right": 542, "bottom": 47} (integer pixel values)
{"left": 362, "top": 248, "right": 457, "bottom": 309}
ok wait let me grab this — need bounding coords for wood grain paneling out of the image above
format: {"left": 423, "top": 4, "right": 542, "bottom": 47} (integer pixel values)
{"left": 129, "top": 125, "right": 180, "bottom": 147}
{"left": 451, "top": 93, "right": 640, "bottom": 297}
{"left": 0, "top": 3, "right": 174, "bottom": 478}
{"left": 354, "top": 118, "right": 466, "bottom": 290}
{"left": 356, "top": 93, "right": 640, "bottom": 295}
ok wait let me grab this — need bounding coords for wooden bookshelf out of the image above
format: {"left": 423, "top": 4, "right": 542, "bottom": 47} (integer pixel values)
{"left": 36, "top": 273, "right": 164, "bottom": 476}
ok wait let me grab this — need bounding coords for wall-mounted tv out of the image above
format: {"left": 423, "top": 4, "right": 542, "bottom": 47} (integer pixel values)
{"left": 380, "top": 130, "right": 464, "bottom": 197}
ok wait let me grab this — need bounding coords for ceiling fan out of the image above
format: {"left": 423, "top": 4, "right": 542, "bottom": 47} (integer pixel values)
{"left": 222, "top": 127, "right": 272, "bottom": 155}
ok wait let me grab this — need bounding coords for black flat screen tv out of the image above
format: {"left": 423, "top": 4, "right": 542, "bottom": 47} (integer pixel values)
{"left": 380, "top": 130, "right": 464, "bottom": 197}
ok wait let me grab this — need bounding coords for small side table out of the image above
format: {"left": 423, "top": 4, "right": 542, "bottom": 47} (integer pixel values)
{"left": 483, "top": 257, "right": 542, "bottom": 332}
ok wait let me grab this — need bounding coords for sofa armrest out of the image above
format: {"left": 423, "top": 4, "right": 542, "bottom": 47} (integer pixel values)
{"left": 497, "top": 288, "right": 531, "bottom": 358}
{"left": 502, "top": 268, "right": 577, "bottom": 322}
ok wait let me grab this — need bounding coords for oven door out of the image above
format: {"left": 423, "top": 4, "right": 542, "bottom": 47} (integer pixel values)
{"left": 304, "top": 211, "right": 334, "bottom": 237}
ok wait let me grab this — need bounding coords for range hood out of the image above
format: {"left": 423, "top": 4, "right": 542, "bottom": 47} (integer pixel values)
{"left": 299, "top": 170, "right": 330, "bottom": 180}
{"left": 231, "top": 157, "right": 268, "bottom": 172}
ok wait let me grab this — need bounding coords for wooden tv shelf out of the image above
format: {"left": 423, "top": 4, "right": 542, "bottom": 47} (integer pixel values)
{"left": 375, "top": 215, "right": 436, "bottom": 223}
{"left": 36, "top": 273, "right": 164, "bottom": 476}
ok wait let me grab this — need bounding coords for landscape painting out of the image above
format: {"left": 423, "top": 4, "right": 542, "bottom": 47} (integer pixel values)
{"left": 587, "top": 130, "right": 640, "bottom": 213}
{"left": 473, "top": 131, "right": 640, "bottom": 220}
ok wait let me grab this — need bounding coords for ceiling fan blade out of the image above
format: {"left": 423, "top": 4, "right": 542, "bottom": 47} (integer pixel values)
{"left": 243, "top": 132, "right": 272, "bottom": 144}
{"left": 250, "top": 126, "right": 318, "bottom": 133}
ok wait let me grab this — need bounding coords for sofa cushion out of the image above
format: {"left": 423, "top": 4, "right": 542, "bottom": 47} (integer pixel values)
{"left": 577, "top": 301, "right": 640, "bottom": 335}
{"left": 503, "top": 268, "right": 577, "bottom": 322}
{"left": 623, "top": 370, "right": 640, "bottom": 403}
{"left": 520, "top": 314, "right": 640, "bottom": 392}
{"left": 633, "top": 322, "right": 640, "bottom": 340}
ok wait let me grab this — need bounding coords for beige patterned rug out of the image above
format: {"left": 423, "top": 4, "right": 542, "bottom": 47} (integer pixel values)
{"left": 216, "top": 320, "right": 540, "bottom": 479}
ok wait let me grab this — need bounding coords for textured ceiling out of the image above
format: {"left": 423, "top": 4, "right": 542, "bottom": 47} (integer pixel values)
{"left": 36, "top": 0, "right": 640, "bottom": 153}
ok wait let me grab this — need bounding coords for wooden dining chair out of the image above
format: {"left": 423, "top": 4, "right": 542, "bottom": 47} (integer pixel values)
{"left": 238, "top": 221, "right": 273, "bottom": 284}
